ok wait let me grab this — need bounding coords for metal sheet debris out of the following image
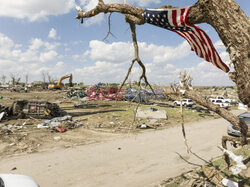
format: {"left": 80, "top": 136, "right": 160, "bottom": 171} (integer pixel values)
{"left": 37, "top": 115, "right": 72, "bottom": 129}
{"left": 0, "top": 112, "right": 4, "bottom": 121}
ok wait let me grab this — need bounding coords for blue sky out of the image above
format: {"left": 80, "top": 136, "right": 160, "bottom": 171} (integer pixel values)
{"left": 0, "top": 0, "right": 249, "bottom": 86}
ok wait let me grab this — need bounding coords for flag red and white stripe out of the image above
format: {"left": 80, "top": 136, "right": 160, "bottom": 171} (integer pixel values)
{"left": 144, "top": 7, "right": 230, "bottom": 73}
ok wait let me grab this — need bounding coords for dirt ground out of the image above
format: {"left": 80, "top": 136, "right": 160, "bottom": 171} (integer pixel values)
{"left": 0, "top": 89, "right": 248, "bottom": 186}
{"left": 0, "top": 114, "right": 241, "bottom": 187}
{"left": 0, "top": 89, "right": 219, "bottom": 157}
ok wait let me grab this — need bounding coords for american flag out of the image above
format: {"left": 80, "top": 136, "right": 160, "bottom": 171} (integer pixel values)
{"left": 143, "top": 7, "right": 229, "bottom": 73}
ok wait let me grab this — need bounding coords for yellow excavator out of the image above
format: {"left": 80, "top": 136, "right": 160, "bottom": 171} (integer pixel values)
{"left": 48, "top": 74, "right": 73, "bottom": 89}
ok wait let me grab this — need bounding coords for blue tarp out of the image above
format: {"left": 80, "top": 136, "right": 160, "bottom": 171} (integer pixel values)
{"left": 124, "top": 88, "right": 164, "bottom": 102}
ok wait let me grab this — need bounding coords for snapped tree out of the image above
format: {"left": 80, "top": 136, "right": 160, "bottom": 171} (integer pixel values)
{"left": 75, "top": 0, "right": 249, "bottom": 165}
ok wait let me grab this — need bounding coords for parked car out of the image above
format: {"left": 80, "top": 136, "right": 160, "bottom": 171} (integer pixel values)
{"left": 227, "top": 112, "right": 250, "bottom": 137}
{"left": 215, "top": 96, "right": 232, "bottom": 103}
{"left": 209, "top": 99, "right": 230, "bottom": 108}
{"left": 173, "top": 99, "right": 194, "bottom": 107}
{"left": 0, "top": 174, "right": 39, "bottom": 187}
{"left": 209, "top": 96, "right": 232, "bottom": 104}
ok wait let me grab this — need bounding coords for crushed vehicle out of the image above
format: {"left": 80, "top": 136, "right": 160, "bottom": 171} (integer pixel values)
{"left": 227, "top": 112, "right": 250, "bottom": 137}
{"left": 0, "top": 100, "right": 66, "bottom": 120}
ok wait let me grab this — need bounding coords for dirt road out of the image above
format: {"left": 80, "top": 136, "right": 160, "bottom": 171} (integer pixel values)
{"left": 0, "top": 116, "right": 234, "bottom": 187}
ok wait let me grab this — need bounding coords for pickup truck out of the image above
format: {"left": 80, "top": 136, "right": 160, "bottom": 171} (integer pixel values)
{"left": 209, "top": 99, "right": 230, "bottom": 108}
{"left": 213, "top": 96, "right": 232, "bottom": 103}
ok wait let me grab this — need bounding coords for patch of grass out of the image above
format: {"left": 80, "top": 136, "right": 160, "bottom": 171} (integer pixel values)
{"left": 93, "top": 100, "right": 214, "bottom": 130}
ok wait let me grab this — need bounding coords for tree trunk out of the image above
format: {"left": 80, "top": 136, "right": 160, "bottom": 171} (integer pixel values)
{"left": 189, "top": 0, "right": 250, "bottom": 106}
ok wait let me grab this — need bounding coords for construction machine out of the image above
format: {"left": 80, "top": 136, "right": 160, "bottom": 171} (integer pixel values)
{"left": 48, "top": 74, "right": 73, "bottom": 89}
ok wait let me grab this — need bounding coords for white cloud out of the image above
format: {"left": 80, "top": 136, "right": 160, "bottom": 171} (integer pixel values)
{"left": 134, "top": 0, "right": 161, "bottom": 7}
{"left": 56, "top": 61, "right": 64, "bottom": 67}
{"left": 29, "top": 38, "right": 43, "bottom": 50}
{"left": 139, "top": 41, "right": 190, "bottom": 64}
{"left": 214, "top": 40, "right": 225, "bottom": 50}
{"left": 0, "top": 33, "right": 63, "bottom": 82}
{"left": 80, "top": 0, "right": 160, "bottom": 8}
{"left": 86, "top": 40, "right": 190, "bottom": 64}
{"left": 84, "top": 14, "right": 105, "bottom": 26}
{"left": 219, "top": 51, "right": 230, "bottom": 64}
{"left": 190, "top": 61, "right": 233, "bottom": 86}
{"left": 73, "top": 61, "right": 125, "bottom": 84}
{"left": 88, "top": 40, "right": 133, "bottom": 63}
{"left": 48, "top": 28, "right": 59, "bottom": 40}
{"left": 164, "top": 64, "right": 175, "bottom": 71}
{"left": 39, "top": 50, "right": 58, "bottom": 62}
{"left": 0, "top": 33, "right": 14, "bottom": 49}
{"left": 0, "top": 0, "right": 75, "bottom": 22}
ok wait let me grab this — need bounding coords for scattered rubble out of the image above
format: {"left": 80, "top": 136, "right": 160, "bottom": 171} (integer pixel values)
{"left": 136, "top": 107, "right": 168, "bottom": 119}
{"left": 37, "top": 115, "right": 72, "bottom": 129}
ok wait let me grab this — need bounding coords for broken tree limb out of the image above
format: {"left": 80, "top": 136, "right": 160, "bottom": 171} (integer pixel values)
{"left": 76, "top": 1, "right": 145, "bottom": 25}
{"left": 103, "top": 13, "right": 116, "bottom": 42}
{"left": 116, "top": 21, "right": 155, "bottom": 96}
{"left": 183, "top": 90, "right": 248, "bottom": 139}
{"left": 75, "top": 1, "right": 203, "bottom": 26}
{"left": 180, "top": 95, "right": 190, "bottom": 154}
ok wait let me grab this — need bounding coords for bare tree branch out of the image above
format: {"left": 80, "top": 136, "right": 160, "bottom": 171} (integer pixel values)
{"left": 180, "top": 95, "right": 190, "bottom": 154}
{"left": 76, "top": 1, "right": 145, "bottom": 25}
{"left": 103, "top": 13, "right": 117, "bottom": 42}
